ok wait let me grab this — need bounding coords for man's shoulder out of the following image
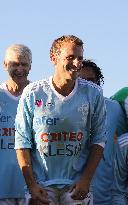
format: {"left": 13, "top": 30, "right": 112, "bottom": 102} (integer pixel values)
{"left": 24, "top": 78, "right": 50, "bottom": 93}
{"left": 78, "top": 78, "right": 102, "bottom": 93}
{"left": 0, "top": 82, "right": 7, "bottom": 93}
{"left": 105, "top": 97, "right": 121, "bottom": 107}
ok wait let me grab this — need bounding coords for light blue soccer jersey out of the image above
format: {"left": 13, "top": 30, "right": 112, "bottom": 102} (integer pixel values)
{"left": 0, "top": 83, "right": 25, "bottom": 198}
{"left": 93, "top": 98, "right": 127, "bottom": 205}
{"left": 113, "top": 133, "right": 128, "bottom": 204}
{"left": 15, "top": 77, "right": 106, "bottom": 188}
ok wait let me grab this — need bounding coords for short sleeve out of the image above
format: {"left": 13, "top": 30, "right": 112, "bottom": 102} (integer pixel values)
{"left": 15, "top": 85, "right": 34, "bottom": 149}
{"left": 91, "top": 90, "right": 107, "bottom": 145}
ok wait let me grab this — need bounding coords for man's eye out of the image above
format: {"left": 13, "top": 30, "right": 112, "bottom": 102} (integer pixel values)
{"left": 21, "top": 63, "right": 29, "bottom": 67}
{"left": 66, "top": 56, "right": 74, "bottom": 60}
{"left": 10, "top": 62, "right": 29, "bottom": 67}
{"left": 12, "top": 62, "right": 19, "bottom": 67}
{"left": 78, "top": 57, "right": 83, "bottom": 61}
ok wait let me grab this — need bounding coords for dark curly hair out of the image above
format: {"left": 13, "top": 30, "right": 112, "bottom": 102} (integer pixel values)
{"left": 82, "top": 59, "right": 104, "bottom": 86}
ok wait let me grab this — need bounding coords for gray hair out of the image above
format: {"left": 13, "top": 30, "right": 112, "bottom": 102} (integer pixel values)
{"left": 4, "top": 44, "right": 32, "bottom": 63}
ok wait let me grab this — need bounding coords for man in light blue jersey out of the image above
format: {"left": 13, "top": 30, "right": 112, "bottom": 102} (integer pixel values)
{"left": 15, "top": 35, "right": 106, "bottom": 205}
{"left": 80, "top": 60, "right": 127, "bottom": 205}
{"left": 111, "top": 89, "right": 128, "bottom": 204}
{"left": 0, "top": 44, "right": 32, "bottom": 205}
{"left": 112, "top": 133, "right": 128, "bottom": 205}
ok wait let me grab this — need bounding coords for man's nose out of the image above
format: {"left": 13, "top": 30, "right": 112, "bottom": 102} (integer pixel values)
{"left": 73, "top": 58, "right": 82, "bottom": 67}
{"left": 16, "top": 64, "right": 24, "bottom": 72}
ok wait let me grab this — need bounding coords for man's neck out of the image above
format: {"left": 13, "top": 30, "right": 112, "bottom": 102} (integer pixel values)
{"left": 6, "top": 78, "right": 29, "bottom": 97}
{"left": 52, "top": 74, "right": 76, "bottom": 97}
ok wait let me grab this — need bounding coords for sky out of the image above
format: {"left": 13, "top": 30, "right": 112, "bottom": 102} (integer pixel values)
{"left": 0, "top": 0, "right": 128, "bottom": 97}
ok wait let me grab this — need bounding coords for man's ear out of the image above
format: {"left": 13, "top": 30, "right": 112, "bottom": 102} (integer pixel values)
{"left": 4, "top": 60, "right": 8, "bottom": 71}
{"left": 29, "top": 65, "right": 31, "bottom": 71}
{"left": 50, "top": 53, "right": 57, "bottom": 65}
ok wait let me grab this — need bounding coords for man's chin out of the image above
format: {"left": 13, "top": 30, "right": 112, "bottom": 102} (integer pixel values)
{"left": 66, "top": 72, "right": 78, "bottom": 81}
{"left": 12, "top": 76, "right": 27, "bottom": 83}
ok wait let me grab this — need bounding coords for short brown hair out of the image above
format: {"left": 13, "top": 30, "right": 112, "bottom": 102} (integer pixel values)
{"left": 50, "top": 35, "right": 83, "bottom": 57}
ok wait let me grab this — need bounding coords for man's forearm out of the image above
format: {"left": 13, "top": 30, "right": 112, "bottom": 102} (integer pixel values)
{"left": 16, "top": 149, "right": 50, "bottom": 204}
{"left": 81, "top": 144, "right": 104, "bottom": 183}
{"left": 16, "top": 149, "right": 37, "bottom": 191}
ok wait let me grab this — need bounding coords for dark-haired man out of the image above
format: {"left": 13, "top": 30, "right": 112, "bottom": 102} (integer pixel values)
{"left": 80, "top": 59, "right": 127, "bottom": 205}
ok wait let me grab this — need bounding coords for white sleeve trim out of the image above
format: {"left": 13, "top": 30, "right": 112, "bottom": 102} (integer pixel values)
{"left": 94, "top": 142, "right": 105, "bottom": 148}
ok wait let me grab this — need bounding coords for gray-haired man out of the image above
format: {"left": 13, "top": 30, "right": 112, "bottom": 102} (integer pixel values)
{"left": 0, "top": 44, "right": 32, "bottom": 205}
